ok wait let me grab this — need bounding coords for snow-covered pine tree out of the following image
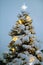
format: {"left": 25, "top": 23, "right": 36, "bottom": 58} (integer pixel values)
{"left": 3, "top": 11, "right": 43, "bottom": 65}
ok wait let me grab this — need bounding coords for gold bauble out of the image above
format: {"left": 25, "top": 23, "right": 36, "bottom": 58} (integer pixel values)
{"left": 18, "top": 19, "right": 25, "bottom": 24}
{"left": 29, "top": 57, "right": 35, "bottom": 62}
{"left": 11, "top": 48, "right": 16, "bottom": 53}
{"left": 26, "top": 16, "right": 32, "bottom": 22}
{"left": 12, "top": 36, "right": 18, "bottom": 41}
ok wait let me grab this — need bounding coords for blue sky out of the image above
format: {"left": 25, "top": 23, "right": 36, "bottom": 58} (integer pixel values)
{"left": 0, "top": 0, "right": 43, "bottom": 57}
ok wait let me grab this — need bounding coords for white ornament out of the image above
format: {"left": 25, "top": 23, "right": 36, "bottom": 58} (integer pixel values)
{"left": 21, "top": 4, "right": 27, "bottom": 10}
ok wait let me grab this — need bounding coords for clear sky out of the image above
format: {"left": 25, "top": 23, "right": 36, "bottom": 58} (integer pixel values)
{"left": 0, "top": 0, "right": 43, "bottom": 57}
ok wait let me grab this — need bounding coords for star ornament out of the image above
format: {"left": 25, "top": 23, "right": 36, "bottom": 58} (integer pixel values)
{"left": 21, "top": 4, "right": 27, "bottom": 10}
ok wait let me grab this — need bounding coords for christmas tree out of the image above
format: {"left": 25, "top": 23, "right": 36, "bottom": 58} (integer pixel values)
{"left": 1, "top": 11, "right": 43, "bottom": 65}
